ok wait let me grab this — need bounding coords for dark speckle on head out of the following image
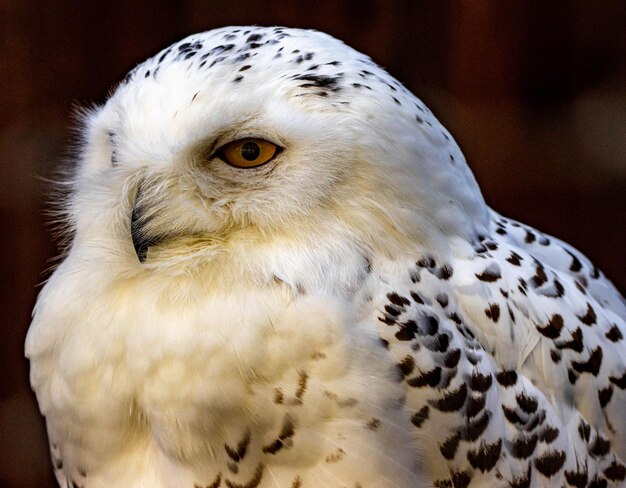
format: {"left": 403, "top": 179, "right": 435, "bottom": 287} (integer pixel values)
{"left": 209, "top": 43, "right": 234, "bottom": 55}
{"left": 293, "top": 74, "right": 342, "bottom": 91}
{"left": 157, "top": 48, "right": 172, "bottom": 64}
{"left": 209, "top": 56, "right": 226, "bottom": 68}
{"left": 247, "top": 33, "right": 263, "bottom": 43}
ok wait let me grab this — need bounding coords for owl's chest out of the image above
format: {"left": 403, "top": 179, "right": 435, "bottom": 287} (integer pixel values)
{"left": 56, "top": 279, "right": 419, "bottom": 485}
{"left": 124, "top": 289, "right": 348, "bottom": 458}
{"left": 28, "top": 246, "right": 434, "bottom": 487}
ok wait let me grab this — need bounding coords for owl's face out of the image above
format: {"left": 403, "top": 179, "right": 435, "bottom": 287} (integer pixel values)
{"left": 70, "top": 27, "right": 485, "bottom": 268}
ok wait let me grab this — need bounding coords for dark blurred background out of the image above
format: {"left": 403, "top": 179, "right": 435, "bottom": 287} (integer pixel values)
{"left": 1, "top": 1, "right": 625, "bottom": 486}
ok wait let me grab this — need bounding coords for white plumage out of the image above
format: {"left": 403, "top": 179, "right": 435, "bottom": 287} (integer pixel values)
{"left": 26, "top": 27, "right": 626, "bottom": 487}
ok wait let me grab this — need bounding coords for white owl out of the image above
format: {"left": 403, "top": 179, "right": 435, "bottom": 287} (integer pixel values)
{"left": 26, "top": 27, "right": 626, "bottom": 488}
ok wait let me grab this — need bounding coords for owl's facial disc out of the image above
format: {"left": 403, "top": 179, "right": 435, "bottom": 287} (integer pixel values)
{"left": 104, "top": 25, "right": 484, "bottom": 265}
{"left": 128, "top": 136, "right": 285, "bottom": 263}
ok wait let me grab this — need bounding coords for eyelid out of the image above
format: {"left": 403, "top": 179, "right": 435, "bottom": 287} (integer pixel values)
{"left": 212, "top": 132, "right": 282, "bottom": 150}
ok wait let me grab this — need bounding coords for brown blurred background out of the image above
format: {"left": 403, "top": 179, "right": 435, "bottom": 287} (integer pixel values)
{"left": 1, "top": 1, "right": 625, "bottom": 486}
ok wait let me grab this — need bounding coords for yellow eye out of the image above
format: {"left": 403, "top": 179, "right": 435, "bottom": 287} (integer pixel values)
{"left": 218, "top": 138, "right": 281, "bottom": 168}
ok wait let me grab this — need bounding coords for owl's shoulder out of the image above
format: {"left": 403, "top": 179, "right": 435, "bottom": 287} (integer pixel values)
{"left": 371, "top": 214, "right": 626, "bottom": 486}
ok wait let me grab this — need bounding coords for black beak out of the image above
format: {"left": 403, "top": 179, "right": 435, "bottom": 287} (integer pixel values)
{"left": 131, "top": 185, "right": 163, "bottom": 263}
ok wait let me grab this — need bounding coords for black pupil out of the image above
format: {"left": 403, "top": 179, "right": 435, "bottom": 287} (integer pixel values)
{"left": 241, "top": 142, "right": 261, "bottom": 161}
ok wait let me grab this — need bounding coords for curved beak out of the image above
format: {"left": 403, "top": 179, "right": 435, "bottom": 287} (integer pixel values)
{"left": 130, "top": 184, "right": 163, "bottom": 263}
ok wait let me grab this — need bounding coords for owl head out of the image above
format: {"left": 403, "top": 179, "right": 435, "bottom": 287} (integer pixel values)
{"left": 65, "top": 27, "right": 487, "bottom": 272}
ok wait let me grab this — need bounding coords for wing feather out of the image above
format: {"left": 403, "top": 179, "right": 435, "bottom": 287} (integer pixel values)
{"left": 373, "top": 211, "right": 626, "bottom": 486}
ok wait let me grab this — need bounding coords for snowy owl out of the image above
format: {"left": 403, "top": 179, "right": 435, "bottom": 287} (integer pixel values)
{"left": 26, "top": 26, "right": 626, "bottom": 488}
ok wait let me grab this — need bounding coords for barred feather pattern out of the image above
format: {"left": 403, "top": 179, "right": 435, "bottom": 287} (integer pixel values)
{"left": 374, "top": 212, "right": 626, "bottom": 487}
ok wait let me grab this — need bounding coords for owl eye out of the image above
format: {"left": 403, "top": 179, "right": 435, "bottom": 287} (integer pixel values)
{"left": 217, "top": 138, "right": 281, "bottom": 168}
